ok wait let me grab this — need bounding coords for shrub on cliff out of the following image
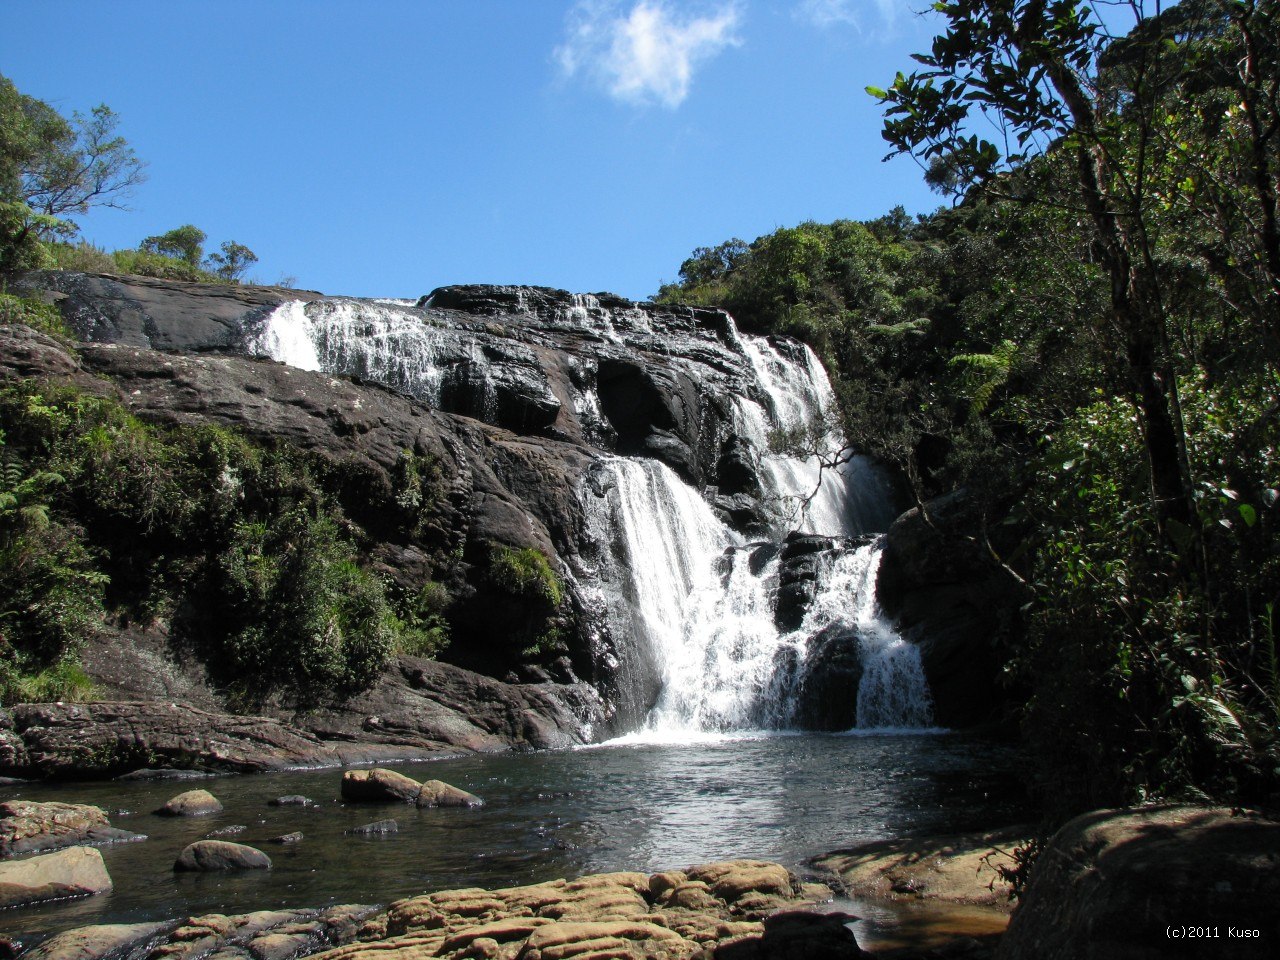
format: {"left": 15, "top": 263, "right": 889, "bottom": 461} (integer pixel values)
{"left": 0, "top": 378, "right": 451, "bottom": 708}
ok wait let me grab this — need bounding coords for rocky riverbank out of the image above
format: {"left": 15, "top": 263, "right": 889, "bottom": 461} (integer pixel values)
{"left": 5, "top": 790, "right": 1274, "bottom": 960}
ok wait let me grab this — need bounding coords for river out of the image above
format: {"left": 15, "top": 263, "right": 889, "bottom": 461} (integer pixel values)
{"left": 2, "top": 730, "right": 1026, "bottom": 940}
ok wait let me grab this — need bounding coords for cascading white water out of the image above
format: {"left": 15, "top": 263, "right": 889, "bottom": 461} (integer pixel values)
{"left": 251, "top": 292, "right": 932, "bottom": 734}
{"left": 584, "top": 456, "right": 934, "bottom": 735}
{"left": 249, "top": 298, "right": 454, "bottom": 407}
{"left": 734, "top": 338, "right": 896, "bottom": 537}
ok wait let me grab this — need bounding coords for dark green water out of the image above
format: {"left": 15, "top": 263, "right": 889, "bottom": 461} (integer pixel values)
{"left": 1, "top": 731, "right": 1026, "bottom": 940}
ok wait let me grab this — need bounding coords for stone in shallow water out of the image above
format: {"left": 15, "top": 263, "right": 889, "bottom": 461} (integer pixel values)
{"left": 417, "top": 778, "right": 485, "bottom": 808}
{"left": 0, "top": 845, "right": 113, "bottom": 908}
{"left": 154, "top": 788, "right": 222, "bottom": 817}
{"left": 173, "top": 840, "right": 272, "bottom": 871}
{"left": 347, "top": 819, "right": 398, "bottom": 836}
{"left": 0, "top": 800, "right": 144, "bottom": 858}
{"left": 340, "top": 768, "right": 422, "bottom": 803}
{"left": 12, "top": 921, "right": 173, "bottom": 960}
{"left": 269, "top": 794, "right": 315, "bottom": 807}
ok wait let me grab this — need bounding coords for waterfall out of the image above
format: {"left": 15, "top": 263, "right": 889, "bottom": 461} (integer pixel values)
{"left": 250, "top": 292, "right": 932, "bottom": 734}
{"left": 733, "top": 338, "right": 896, "bottom": 538}
{"left": 582, "top": 457, "right": 934, "bottom": 735}
{"left": 248, "top": 298, "right": 454, "bottom": 407}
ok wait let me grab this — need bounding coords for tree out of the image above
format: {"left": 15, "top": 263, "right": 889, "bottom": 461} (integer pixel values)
{"left": 869, "top": 0, "right": 1197, "bottom": 542}
{"left": 0, "top": 73, "right": 145, "bottom": 269}
{"left": 141, "top": 224, "right": 206, "bottom": 266}
{"left": 204, "top": 240, "right": 258, "bottom": 282}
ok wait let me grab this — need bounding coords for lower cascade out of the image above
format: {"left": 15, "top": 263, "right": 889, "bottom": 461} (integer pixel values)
{"left": 581, "top": 457, "right": 934, "bottom": 735}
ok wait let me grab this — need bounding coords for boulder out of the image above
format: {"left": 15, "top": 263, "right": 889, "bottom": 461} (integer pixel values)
{"left": 155, "top": 789, "right": 222, "bottom": 817}
{"left": 0, "top": 846, "right": 112, "bottom": 908}
{"left": 0, "top": 801, "right": 144, "bottom": 859}
{"left": 174, "top": 840, "right": 272, "bottom": 871}
{"left": 340, "top": 768, "right": 422, "bottom": 803}
{"left": 21, "top": 906, "right": 375, "bottom": 960}
{"left": 417, "top": 779, "right": 484, "bottom": 808}
{"left": 815, "top": 824, "right": 1030, "bottom": 909}
{"left": 998, "top": 805, "right": 1280, "bottom": 960}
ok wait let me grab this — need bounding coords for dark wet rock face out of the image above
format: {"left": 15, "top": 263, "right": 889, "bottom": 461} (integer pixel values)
{"left": 876, "top": 490, "right": 1017, "bottom": 729}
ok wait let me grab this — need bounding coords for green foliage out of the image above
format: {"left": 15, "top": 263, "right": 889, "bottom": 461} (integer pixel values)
{"left": 0, "top": 380, "right": 454, "bottom": 709}
{"left": 0, "top": 427, "right": 106, "bottom": 704}
{"left": 108, "top": 247, "right": 227, "bottom": 283}
{"left": 203, "top": 240, "right": 258, "bottom": 283}
{"left": 141, "top": 224, "right": 205, "bottom": 266}
{"left": 0, "top": 72, "right": 145, "bottom": 269}
{"left": 0, "top": 292, "right": 76, "bottom": 346}
{"left": 392, "top": 580, "right": 451, "bottom": 659}
{"left": 489, "top": 544, "right": 563, "bottom": 607}
{"left": 486, "top": 544, "right": 566, "bottom": 658}
{"left": 214, "top": 509, "right": 396, "bottom": 706}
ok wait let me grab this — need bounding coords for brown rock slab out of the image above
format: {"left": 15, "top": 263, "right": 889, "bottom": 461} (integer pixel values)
{"left": 341, "top": 768, "right": 423, "bottom": 803}
{"left": 0, "top": 845, "right": 113, "bottom": 908}
{"left": 417, "top": 779, "right": 485, "bottom": 808}
{"left": 5, "top": 700, "right": 339, "bottom": 778}
{"left": 815, "top": 825, "right": 1029, "bottom": 909}
{"left": 0, "top": 801, "right": 144, "bottom": 859}
{"left": 155, "top": 789, "right": 223, "bottom": 817}
{"left": 174, "top": 840, "right": 272, "bottom": 871}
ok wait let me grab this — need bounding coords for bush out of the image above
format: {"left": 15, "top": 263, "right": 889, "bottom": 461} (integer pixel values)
{"left": 0, "top": 381, "right": 451, "bottom": 709}
{"left": 0, "top": 292, "right": 76, "bottom": 346}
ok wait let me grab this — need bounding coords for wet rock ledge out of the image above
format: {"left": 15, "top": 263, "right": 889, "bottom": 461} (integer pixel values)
{"left": 13, "top": 861, "right": 861, "bottom": 960}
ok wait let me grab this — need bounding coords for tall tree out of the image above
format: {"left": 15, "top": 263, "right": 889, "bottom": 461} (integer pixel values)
{"left": 869, "top": 0, "right": 1198, "bottom": 541}
{"left": 0, "top": 73, "right": 145, "bottom": 268}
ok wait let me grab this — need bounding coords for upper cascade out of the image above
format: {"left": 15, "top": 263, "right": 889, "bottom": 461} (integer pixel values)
{"left": 245, "top": 284, "right": 896, "bottom": 540}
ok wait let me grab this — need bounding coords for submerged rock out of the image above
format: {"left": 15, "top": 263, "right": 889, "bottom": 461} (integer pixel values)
{"left": 0, "top": 845, "right": 113, "bottom": 909}
{"left": 174, "top": 840, "right": 272, "bottom": 871}
{"left": 346, "top": 819, "right": 398, "bottom": 836}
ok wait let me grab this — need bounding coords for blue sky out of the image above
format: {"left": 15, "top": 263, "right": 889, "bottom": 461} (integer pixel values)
{"left": 5, "top": 1, "right": 949, "bottom": 300}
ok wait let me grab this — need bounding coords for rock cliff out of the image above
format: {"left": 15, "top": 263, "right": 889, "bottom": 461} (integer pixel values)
{"left": 2, "top": 270, "right": 977, "bottom": 771}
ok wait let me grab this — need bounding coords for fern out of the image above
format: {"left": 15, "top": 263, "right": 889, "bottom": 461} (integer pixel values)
{"left": 949, "top": 338, "right": 1023, "bottom": 415}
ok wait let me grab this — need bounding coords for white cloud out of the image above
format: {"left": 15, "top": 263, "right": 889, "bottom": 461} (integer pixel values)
{"left": 795, "top": 0, "right": 898, "bottom": 36}
{"left": 556, "top": 1, "right": 742, "bottom": 109}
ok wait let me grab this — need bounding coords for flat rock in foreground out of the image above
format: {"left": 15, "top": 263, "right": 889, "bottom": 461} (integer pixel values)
{"left": 815, "top": 824, "right": 1030, "bottom": 910}
{"left": 0, "top": 845, "right": 112, "bottom": 909}
{"left": 23, "top": 861, "right": 857, "bottom": 960}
